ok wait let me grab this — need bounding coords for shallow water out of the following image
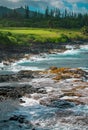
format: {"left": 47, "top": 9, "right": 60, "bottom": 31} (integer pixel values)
{"left": 13, "top": 44, "right": 88, "bottom": 71}
{"left": 0, "top": 44, "right": 88, "bottom": 130}
{"left": 0, "top": 44, "right": 88, "bottom": 74}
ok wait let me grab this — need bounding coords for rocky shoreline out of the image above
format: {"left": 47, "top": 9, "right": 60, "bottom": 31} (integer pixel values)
{"left": 0, "top": 67, "right": 88, "bottom": 103}
{"left": 0, "top": 41, "right": 88, "bottom": 129}
{"left": 0, "top": 67, "right": 88, "bottom": 129}
{"left": 0, "top": 40, "right": 88, "bottom": 63}
{"left": 0, "top": 67, "right": 88, "bottom": 130}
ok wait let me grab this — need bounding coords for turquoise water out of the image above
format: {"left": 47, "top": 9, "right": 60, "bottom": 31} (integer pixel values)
{"left": 0, "top": 44, "right": 88, "bottom": 74}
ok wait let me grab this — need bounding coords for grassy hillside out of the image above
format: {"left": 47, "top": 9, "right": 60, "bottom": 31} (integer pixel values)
{"left": 0, "top": 27, "right": 88, "bottom": 46}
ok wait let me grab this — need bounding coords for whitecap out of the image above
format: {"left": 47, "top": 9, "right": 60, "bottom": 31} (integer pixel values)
{"left": 79, "top": 67, "right": 88, "bottom": 72}
{"left": 60, "top": 96, "right": 78, "bottom": 100}
{"left": 80, "top": 44, "right": 88, "bottom": 51}
{"left": 0, "top": 62, "right": 4, "bottom": 68}
{"left": 66, "top": 45, "right": 75, "bottom": 49}
{"left": 20, "top": 96, "right": 39, "bottom": 107}
{"left": 62, "top": 49, "right": 80, "bottom": 56}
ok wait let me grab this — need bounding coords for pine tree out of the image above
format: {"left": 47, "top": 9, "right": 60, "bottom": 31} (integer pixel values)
{"left": 45, "top": 6, "right": 49, "bottom": 18}
{"left": 25, "top": 5, "right": 29, "bottom": 19}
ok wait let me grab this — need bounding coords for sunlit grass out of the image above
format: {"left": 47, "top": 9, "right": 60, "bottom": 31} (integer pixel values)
{"left": 0, "top": 27, "right": 81, "bottom": 37}
{"left": 0, "top": 27, "right": 88, "bottom": 45}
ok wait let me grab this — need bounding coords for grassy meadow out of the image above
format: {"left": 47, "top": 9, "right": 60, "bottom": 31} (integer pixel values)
{"left": 0, "top": 27, "right": 88, "bottom": 46}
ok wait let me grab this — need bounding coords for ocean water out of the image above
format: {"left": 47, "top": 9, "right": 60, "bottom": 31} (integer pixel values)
{"left": 0, "top": 44, "right": 88, "bottom": 130}
{"left": 0, "top": 44, "right": 88, "bottom": 74}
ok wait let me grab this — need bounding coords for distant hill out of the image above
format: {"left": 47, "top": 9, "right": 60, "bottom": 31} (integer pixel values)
{"left": 15, "top": 7, "right": 37, "bottom": 17}
{"left": 0, "top": 6, "right": 39, "bottom": 18}
{"left": 0, "top": 6, "right": 12, "bottom": 16}
{"left": 14, "top": 7, "right": 25, "bottom": 15}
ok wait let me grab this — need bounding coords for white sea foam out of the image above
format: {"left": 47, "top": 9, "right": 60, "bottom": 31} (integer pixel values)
{"left": 0, "top": 62, "right": 4, "bottom": 68}
{"left": 62, "top": 49, "right": 80, "bottom": 56}
{"left": 5, "top": 63, "right": 45, "bottom": 72}
{"left": 20, "top": 96, "right": 39, "bottom": 107}
{"left": 29, "top": 55, "right": 47, "bottom": 62}
{"left": 19, "top": 54, "right": 48, "bottom": 63}
{"left": 80, "top": 44, "right": 88, "bottom": 50}
{"left": 12, "top": 58, "right": 28, "bottom": 66}
{"left": 66, "top": 45, "right": 75, "bottom": 49}
{"left": 61, "top": 44, "right": 88, "bottom": 56}
{"left": 60, "top": 96, "right": 78, "bottom": 100}
{"left": 73, "top": 105, "right": 88, "bottom": 113}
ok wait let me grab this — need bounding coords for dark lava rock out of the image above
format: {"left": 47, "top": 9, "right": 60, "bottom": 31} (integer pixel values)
{"left": 0, "top": 74, "right": 20, "bottom": 82}
{"left": 56, "top": 110, "right": 75, "bottom": 117}
{"left": 0, "top": 83, "right": 47, "bottom": 100}
{"left": 37, "top": 88, "right": 46, "bottom": 94}
{"left": 8, "top": 115, "right": 34, "bottom": 129}
{"left": 19, "top": 99, "right": 25, "bottom": 103}
{"left": 0, "top": 71, "right": 34, "bottom": 83}
{"left": 48, "top": 100, "right": 75, "bottom": 109}
{"left": 18, "top": 70, "right": 34, "bottom": 79}
{"left": 73, "top": 116, "right": 88, "bottom": 126}
{"left": 0, "top": 70, "right": 42, "bottom": 83}
{"left": 9, "top": 115, "right": 26, "bottom": 123}
{"left": 0, "top": 84, "right": 36, "bottom": 100}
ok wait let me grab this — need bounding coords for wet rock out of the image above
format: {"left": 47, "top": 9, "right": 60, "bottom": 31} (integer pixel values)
{"left": 19, "top": 99, "right": 25, "bottom": 103}
{"left": 8, "top": 115, "right": 34, "bottom": 129}
{"left": 0, "top": 71, "right": 34, "bottom": 83}
{"left": 0, "top": 70, "right": 42, "bottom": 83}
{"left": 48, "top": 100, "right": 75, "bottom": 108}
{"left": 40, "top": 98, "right": 75, "bottom": 108}
{"left": 0, "top": 75, "right": 18, "bottom": 82}
{"left": 0, "top": 96, "right": 5, "bottom": 101}
{"left": 18, "top": 70, "right": 34, "bottom": 79}
{"left": 49, "top": 66, "right": 58, "bottom": 70}
{"left": 48, "top": 67, "right": 87, "bottom": 81}
{"left": 74, "top": 116, "right": 88, "bottom": 126}
{"left": 56, "top": 110, "right": 75, "bottom": 117}
{"left": 0, "top": 85, "right": 36, "bottom": 100}
{"left": 62, "top": 115, "right": 88, "bottom": 126}
{"left": 37, "top": 88, "right": 46, "bottom": 94}
{"left": 40, "top": 97, "right": 52, "bottom": 106}
{"left": 9, "top": 115, "right": 26, "bottom": 124}
{"left": 9, "top": 115, "right": 22, "bottom": 121}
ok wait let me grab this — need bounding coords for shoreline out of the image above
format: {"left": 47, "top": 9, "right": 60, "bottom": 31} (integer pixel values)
{"left": 0, "top": 40, "right": 88, "bottom": 129}
{"left": 0, "top": 40, "right": 88, "bottom": 63}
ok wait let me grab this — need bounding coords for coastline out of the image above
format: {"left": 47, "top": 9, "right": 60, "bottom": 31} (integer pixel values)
{"left": 0, "top": 40, "right": 88, "bottom": 63}
{"left": 0, "top": 40, "right": 88, "bottom": 129}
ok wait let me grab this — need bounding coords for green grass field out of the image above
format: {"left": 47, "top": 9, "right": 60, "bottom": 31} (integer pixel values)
{"left": 0, "top": 27, "right": 85, "bottom": 38}
{"left": 0, "top": 27, "right": 88, "bottom": 45}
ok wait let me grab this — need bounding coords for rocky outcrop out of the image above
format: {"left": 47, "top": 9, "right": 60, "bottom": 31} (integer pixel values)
{"left": 0, "top": 115, "right": 35, "bottom": 130}
{"left": 0, "top": 70, "right": 37, "bottom": 82}
{"left": 0, "top": 67, "right": 88, "bottom": 130}
{"left": 0, "top": 67, "right": 88, "bottom": 103}
{"left": 0, "top": 85, "right": 32, "bottom": 100}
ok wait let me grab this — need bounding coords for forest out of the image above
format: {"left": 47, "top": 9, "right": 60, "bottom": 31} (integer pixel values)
{"left": 0, "top": 5, "right": 88, "bottom": 29}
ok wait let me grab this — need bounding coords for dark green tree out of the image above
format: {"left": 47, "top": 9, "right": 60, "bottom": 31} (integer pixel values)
{"left": 25, "top": 5, "right": 29, "bottom": 19}
{"left": 45, "top": 6, "right": 49, "bottom": 18}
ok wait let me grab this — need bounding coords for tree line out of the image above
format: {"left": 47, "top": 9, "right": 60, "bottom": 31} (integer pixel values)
{"left": 0, "top": 5, "right": 88, "bottom": 28}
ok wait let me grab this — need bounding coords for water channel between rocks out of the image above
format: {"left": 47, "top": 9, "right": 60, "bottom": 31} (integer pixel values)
{"left": 0, "top": 44, "right": 88, "bottom": 130}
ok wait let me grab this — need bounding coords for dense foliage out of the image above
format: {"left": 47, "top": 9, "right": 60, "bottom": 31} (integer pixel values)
{"left": 0, "top": 6, "right": 88, "bottom": 29}
{"left": 0, "top": 27, "right": 87, "bottom": 46}
{"left": 81, "top": 26, "right": 88, "bottom": 35}
{"left": 0, "top": 31, "right": 69, "bottom": 46}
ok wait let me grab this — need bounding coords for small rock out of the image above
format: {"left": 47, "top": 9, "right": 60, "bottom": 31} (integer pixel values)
{"left": 19, "top": 99, "right": 25, "bottom": 103}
